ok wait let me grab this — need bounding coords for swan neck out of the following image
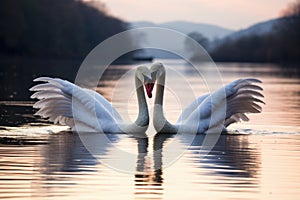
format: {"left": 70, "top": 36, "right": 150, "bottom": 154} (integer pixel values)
{"left": 154, "top": 71, "right": 165, "bottom": 105}
{"left": 134, "top": 76, "right": 149, "bottom": 127}
{"left": 118, "top": 75, "right": 149, "bottom": 134}
{"left": 154, "top": 70, "right": 178, "bottom": 133}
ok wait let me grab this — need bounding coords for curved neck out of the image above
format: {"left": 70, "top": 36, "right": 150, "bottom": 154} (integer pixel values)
{"left": 134, "top": 75, "right": 149, "bottom": 127}
{"left": 119, "top": 75, "right": 149, "bottom": 134}
{"left": 153, "top": 70, "right": 178, "bottom": 133}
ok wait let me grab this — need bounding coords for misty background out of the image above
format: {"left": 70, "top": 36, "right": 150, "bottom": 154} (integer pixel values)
{"left": 0, "top": 0, "right": 299, "bottom": 101}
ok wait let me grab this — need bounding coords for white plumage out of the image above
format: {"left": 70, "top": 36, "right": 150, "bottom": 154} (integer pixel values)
{"left": 30, "top": 66, "right": 151, "bottom": 133}
{"left": 151, "top": 63, "right": 265, "bottom": 133}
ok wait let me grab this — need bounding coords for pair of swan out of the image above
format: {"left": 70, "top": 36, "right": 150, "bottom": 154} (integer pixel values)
{"left": 30, "top": 63, "right": 264, "bottom": 134}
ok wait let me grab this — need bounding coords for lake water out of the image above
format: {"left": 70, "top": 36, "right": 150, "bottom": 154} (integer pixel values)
{"left": 0, "top": 60, "right": 300, "bottom": 199}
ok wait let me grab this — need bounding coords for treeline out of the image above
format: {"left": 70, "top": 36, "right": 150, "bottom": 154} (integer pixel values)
{"left": 0, "top": 0, "right": 132, "bottom": 59}
{"left": 210, "top": 1, "right": 300, "bottom": 63}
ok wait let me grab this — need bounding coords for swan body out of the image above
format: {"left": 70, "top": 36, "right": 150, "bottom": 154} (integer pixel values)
{"left": 30, "top": 66, "right": 152, "bottom": 133}
{"left": 150, "top": 63, "right": 264, "bottom": 134}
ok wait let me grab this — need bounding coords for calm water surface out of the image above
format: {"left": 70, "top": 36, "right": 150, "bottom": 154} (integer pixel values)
{"left": 0, "top": 60, "right": 300, "bottom": 199}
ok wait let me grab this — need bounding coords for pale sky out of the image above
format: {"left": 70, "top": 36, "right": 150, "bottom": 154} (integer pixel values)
{"left": 96, "top": 0, "right": 293, "bottom": 30}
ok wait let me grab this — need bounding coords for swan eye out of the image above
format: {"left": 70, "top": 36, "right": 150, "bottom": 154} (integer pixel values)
{"left": 151, "top": 71, "right": 158, "bottom": 80}
{"left": 142, "top": 74, "right": 152, "bottom": 84}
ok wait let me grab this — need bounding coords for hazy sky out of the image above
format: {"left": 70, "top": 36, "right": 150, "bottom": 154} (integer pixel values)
{"left": 98, "top": 0, "right": 293, "bottom": 30}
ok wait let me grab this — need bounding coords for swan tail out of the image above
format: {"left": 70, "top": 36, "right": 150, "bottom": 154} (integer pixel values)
{"left": 225, "top": 78, "right": 264, "bottom": 127}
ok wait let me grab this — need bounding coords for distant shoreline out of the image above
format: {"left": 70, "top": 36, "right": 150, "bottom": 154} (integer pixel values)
{"left": 0, "top": 55, "right": 140, "bottom": 66}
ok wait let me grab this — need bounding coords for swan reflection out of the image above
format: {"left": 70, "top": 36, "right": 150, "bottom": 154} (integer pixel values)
{"left": 10, "top": 131, "right": 259, "bottom": 199}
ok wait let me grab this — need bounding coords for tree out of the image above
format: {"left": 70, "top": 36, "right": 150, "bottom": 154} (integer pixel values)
{"left": 185, "top": 32, "right": 209, "bottom": 50}
{"left": 185, "top": 32, "right": 210, "bottom": 61}
{"left": 0, "top": 0, "right": 134, "bottom": 59}
{"left": 280, "top": 0, "right": 300, "bottom": 17}
{"left": 210, "top": 0, "right": 300, "bottom": 63}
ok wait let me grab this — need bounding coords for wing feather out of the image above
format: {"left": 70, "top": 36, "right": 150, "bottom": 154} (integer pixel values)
{"left": 30, "top": 77, "right": 122, "bottom": 132}
{"left": 181, "top": 78, "right": 264, "bottom": 131}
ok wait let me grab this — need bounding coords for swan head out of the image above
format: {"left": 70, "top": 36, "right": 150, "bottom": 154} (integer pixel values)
{"left": 150, "top": 62, "right": 165, "bottom": 79}
{"left": 149, "top": 61, "right": 165, "bottom": 85}
{"left": 134, "top": 62, "right": 165, "bottom": 99}
{"left": 136, "top": 65, "right": 154, "bottom": 98}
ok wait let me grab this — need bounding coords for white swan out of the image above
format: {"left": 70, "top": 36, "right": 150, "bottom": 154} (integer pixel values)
{"left": 149, "top": 63, "right": 264, "bottom": 133}
{"left": 30, "top": 66, "right": 153, "bottom": 133}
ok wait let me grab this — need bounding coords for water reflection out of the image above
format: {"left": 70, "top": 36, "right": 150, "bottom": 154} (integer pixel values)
{"left": 185, "top": 134, "right": 260, "bottom": 179}
{"left": 1, "top": 129, "right": 300, "bottom": 199}
{"left": 134, "top": 136, "right": 163, "bottom": 199}
{"left": 133, "top": 133, "right": 174, "bottom": 199}
{"left": 26, "top": 132, "right": 259, "bottom": 199}
{"left": 1, "top": 61, "right": 300, "bottom": 199}
{"left": 0, "top": 103, "right": 43, "bottom": 127}
{"left": 40, "top": 133, "right": 99, "bottom": 173}
{"left": 153, "top": 133, "right": 175, "bottom": 183}
{"left": 0, "top": 59, "right": 81, "bottom": 101}
{"left": 134, "top": 133, "right": 261, "bottom": 199}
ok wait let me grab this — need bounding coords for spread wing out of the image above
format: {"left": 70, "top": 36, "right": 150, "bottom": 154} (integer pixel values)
{"left": 181, "top": 78, "right": 264, "bottom": 132}
{"left": 30, "top": 77, "right": 122, "bottom": 132}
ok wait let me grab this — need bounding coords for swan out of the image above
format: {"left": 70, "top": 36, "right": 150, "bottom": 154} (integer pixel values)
{"left": 149, "top": 63, "right": 264, "bottom": 133}
{"left": 30, "top": 66, "right": 153, "bottom": 133}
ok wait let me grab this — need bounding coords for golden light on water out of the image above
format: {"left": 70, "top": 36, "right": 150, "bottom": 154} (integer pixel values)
{"left": 1, "top": 62, "right": 300, "bottom": 199}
